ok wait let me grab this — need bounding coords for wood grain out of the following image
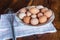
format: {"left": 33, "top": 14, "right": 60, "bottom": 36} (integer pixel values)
{"left": 0, "top": 0, "right": 60, "bottom": 40}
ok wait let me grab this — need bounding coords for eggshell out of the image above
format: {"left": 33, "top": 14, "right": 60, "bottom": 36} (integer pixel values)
{"left": 20, "top": 8, "right": 27, "bottom": 13}
{"left": 37, "top": 13, "right": 43, "bottom": 17}
{"left": 26, "top": 6, "right": 35, "bottom": 9}
{"left": 36, "top": 5, "right": 44, "bottom": 9}
{"left": 26, "top": 11, "right": 31, "bottom": 16}
{"left": 39, "top": 16, "right": 47, "bottom": 23}
{"left": 23, "top": 16, "right": 30, "bottom": 24}
{"left": 44, "top": 10, "right": 52, "bottom": 18}
{"left": 29, "top": 8, "right": 39, "bottom": 14}
{"left": 31, "top": 15, "right": 37, "bottom": 18}
{"left": 31, "top": 18, "right": 39, "bottom": 25}
{"left": 41, "top": 7, "right": 48, "bottom": 13}
{"left": 19, "top": 13, "right": 26, "bottom": 19}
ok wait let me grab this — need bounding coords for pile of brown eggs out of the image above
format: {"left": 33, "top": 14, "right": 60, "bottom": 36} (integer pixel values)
{"left": 17, "top": 5, "right": 53, "bottom": 25}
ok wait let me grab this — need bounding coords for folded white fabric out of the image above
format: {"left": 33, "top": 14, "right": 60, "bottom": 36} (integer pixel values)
{"left": 0, "top": 14, "right": 12, "bottom": 28}
{"left": 0, "top": 14, "right": 13, "bottom": 40}
{"left": 14, "top": 23, "right": 56, "bottom": 38}
{"left": 14, "top": 14, "right": 57, "bottom": 38}
{"left": 0, "top": 13, "right": 57, "bottom": 40}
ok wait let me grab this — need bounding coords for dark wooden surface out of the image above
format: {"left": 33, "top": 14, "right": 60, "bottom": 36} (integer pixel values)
{"left": 0, "top": 0, "right": 60, "bottom": 40}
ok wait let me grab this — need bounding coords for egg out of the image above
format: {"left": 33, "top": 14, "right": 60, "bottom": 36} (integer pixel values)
{"left": 44, "top": 10, "right": 52, "bottom": 18}
{"left": 36, "top": 5, "right": 44, "bottom": 9}
{"left": 31, "top": 18, "right": 39, "bottom": 25}
{"left": 17, "top": 5, "right": 53, "bottom": 26}
{"left": 19, "top": 13, "right": 26, "bottom": 19}
{"left": 23, "top": 16, "right": 30, "bottom": 24}
{"left": 39, "top": 16, "right": 47, "bottom": 23}
{"left": 26, "top": 6, "right": 35, "bottom": 9}
{"left": 26, "top": 11, "right": 31, "bottom": 16}
{"left": 37, "top": 13, "right": 43, "bottom": 17}
{"left": 41, "top": 7, "right": 48, "bottom": 13}
{"left": 20, "top": 8, "right": 27, "bottom": 13}
{"left": 31, "top": 15, "right": 37, "bottom": 18}
{"left": 29, "top": 8, "right": 39, "bottom": 14}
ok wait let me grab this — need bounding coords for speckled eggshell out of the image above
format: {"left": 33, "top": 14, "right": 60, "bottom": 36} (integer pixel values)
{"left": 44, "top": 10, "right": 52, "bottom": 18}
{"left": 19, "top": 13, "right": 26, "bottom": 19}
{"left": 29, "top": 8, "right": 39, "bottom": 14}
{"left": 23, "top": 16, "right": 31, "bottom": 24}
{"left": 30, "top": 18, "right": 39, "bottom": 25}
{"left": 39, "top": 16, "right": 47, "bottom": 23}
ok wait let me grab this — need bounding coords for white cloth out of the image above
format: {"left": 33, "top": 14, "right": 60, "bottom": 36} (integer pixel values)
{"left": 0, "top": 14, "right": 13, "bottom": 40}
{"left": 14, "top": 15, "right": 57, "bottom": 38}
{"left": 0, "top": 14, "right": 57, "bottom": 40}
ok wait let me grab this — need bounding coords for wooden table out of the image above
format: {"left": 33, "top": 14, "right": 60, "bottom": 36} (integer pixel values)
{"left": 0, "top": 0, "right": 60, "bottom": 40}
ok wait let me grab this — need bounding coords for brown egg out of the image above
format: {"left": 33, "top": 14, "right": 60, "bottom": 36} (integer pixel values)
{"left": 41, "top": 7, "right": 48, "bottom": 13}
{"left": 29, "top": 8, "right": 39, "bottom": 14}
{"left": 23, "top": 16, "right": 30, "bottom": 24}
{"left": 26, "top": 11, "right": 31, "bottom": 16}
{"left": 39, "top": 16, "right": 47, "bottom": 23}
{"left": 20, "top": 8, "right": 27, "bottom": 13}
{"left": 30, "top": 18, "right": 39, "bottom": 25}
{"left": 44, "top": 10, "right": 52, "bottom": 18}
{"left": 37, "top": 13, "right": 43, "bottom": 18}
